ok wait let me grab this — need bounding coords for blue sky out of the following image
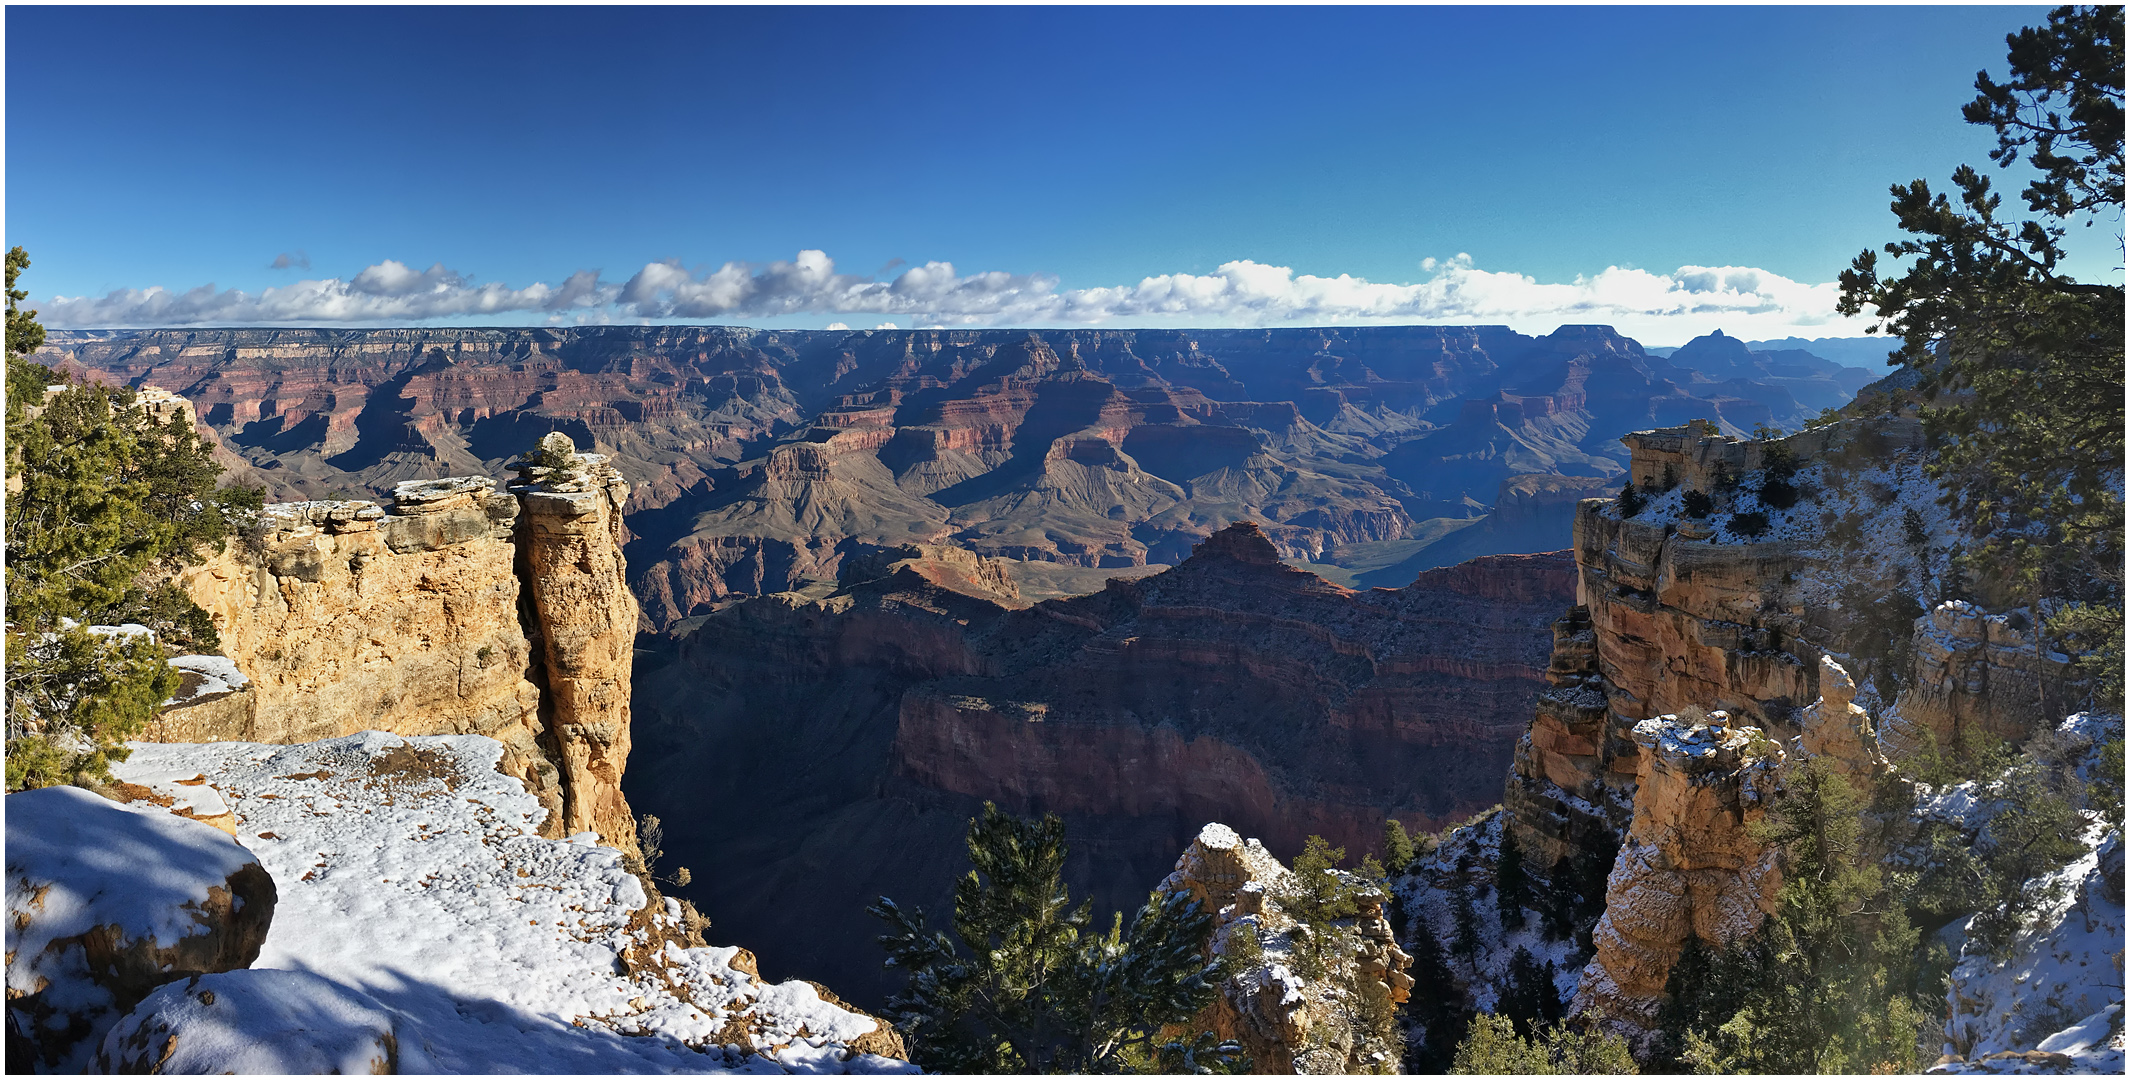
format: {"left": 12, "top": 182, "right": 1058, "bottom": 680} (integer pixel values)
{"left": 7, "top": 4, "right": 2106, "bottom": 343}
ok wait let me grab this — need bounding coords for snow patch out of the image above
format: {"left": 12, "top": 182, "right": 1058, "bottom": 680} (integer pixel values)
{"left": 110, "top": 733, "right": 914, "bottom": 1074}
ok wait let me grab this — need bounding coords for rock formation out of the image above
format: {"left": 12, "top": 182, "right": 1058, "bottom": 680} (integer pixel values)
{"left": 162, "top": 478, "right": 566, "bottom": 830}
{"left": 158, "top": 431, "right": 644, "bottom": 852}
{"left": 38, "top": 324, "right": 1872, "bottom": 626}
{"left": 1160, "top": 823, "right": 1414, "bottom": 1074}
{"left": 5, "top": 786, "right": 277, "bottom": 1072}
{"left": 630, "top": 522, "right": 1573, "bottom": 1006}
{"left": 1796, "top": 654, "right": 1889, "bottom": 780}
{"left": 510, "top": 433, "right": 642, "bottom": 849}
{"left": 1884, "top": 599, "right": 2067, "bottom": 754}
{"left": 1439, "top": 411, "right": 2089, "bottom": 1061}
{"left": 1571, "top": 712, "right": 1784, "bottom": 1044}
{"left": 1504, "top": 415, "right": 1944, "bottom": 882}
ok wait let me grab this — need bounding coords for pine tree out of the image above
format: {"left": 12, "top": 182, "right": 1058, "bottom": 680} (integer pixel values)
{"left": 1657, "top": 760, "right": 1935, "bottom": 1073}
{"left": 1381, "top": 818, "right": 1417, "bottom": 876}
{"left": 869, "top": 803, "right": 1243, "bottom": 1073}
{"left": 1278, "top": 835, "right": 1364, "bottom": 979}
{"left": 7, "top": 246, "right": 49, "bottom": 418}
{"left": 1495, "top": 829, "right": 1530, "bottom": 930}
{"left": 1450, "top": 1013, "right": 1638, "bottom": 1074}
{"left": 1838, "top": 5, "right": 2124, "bottom": 705}
{"left": 1616, "top": 479, "right": 1645, "bottom": 518}
{"left": 3, "top": 248, "right": 259, "bottom": 789}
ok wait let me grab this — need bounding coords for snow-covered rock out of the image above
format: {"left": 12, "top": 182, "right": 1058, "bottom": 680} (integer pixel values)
{"left": 107, "top": 732, "right": 914, "bottom": 1074}
{"left": 5, "top": 785, "right": 276, "bottom": 1072}
{"left": 1932, "top": 715, "right": 2125, "bottom": 1075}
{"left": 97, "top": 969, "right": 401, "bottom": 1073}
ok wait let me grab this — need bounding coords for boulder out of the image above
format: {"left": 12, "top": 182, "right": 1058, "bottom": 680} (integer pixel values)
{"left": 4, "top": 786, "right": 276, "bottom": 1072}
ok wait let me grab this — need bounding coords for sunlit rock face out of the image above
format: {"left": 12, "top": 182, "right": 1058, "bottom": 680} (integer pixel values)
{"left": 1570, "top": 712, "right": 1784, "bottom": 1046}
{"left": 38, "top": 324, "right": 1857, "bottom": 627}
{"left": 160, "top": 450, "right": 646, "bottom": 854}
{"left": 1160, "top": 822, "right": 1416, "bottom": 1074}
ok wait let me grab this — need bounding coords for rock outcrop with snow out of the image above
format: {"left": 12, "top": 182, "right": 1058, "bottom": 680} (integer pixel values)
{"left": 5, "top": 786, "right": 276, "bottom": 1072}
{"left": 1572, "top": 711, "right": 1784, "bottom": 1043}
{"left": 1931, "top": 715, "right": 2125, "bottom": 1075}
{"left": 1162, "top": 822, "right": 1413, "bottom": 1073}
{"left": 97, "top": 732, "right": 911, "bottom": 1074}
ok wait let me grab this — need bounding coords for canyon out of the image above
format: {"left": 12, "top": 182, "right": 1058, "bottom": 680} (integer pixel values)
{"left": 628, "top": 522, "right": 1576, "bottom": 1006}
{"left": 16, "top": 327, "right": 2116, "bottom": 1071}
{"left": 34, "top": 325, "right": 1877, "bottom": 627}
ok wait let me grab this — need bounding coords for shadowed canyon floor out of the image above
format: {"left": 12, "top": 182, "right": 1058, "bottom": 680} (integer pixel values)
{"left": 628, "top": 524, "right": 1575, "bottom": 1007}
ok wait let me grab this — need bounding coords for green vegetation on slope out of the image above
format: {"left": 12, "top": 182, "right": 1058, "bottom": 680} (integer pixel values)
{"left": 1838, "top": 3, "right": 2124, "bottom": 713}
{"left": 869, "top": 803, "right": 1245, "bottom": 1074}
{"left": 3, "top": 246, "right": 260, "bottom": 789}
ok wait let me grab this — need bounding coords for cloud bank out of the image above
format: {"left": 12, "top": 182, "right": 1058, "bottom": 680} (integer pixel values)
{"left": 37, "top": 250, "right": 1875, "bottom": 342}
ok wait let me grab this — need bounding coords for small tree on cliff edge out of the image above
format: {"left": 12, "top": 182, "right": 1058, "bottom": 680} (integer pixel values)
{"left": 870, "top": 803, "right": 1245, "bottom": 1073}
{"left": 3, "top": 247, "right": 260, "bottom": 790}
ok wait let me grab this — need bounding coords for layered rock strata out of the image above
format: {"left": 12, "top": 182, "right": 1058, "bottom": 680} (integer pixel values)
{"left": 631, "top": 523, "right": 1571, "bottom": 1005}
{"left": 1506, "top": 416, "right": 1934, "bottom": 879}
{"left": 162, "top": 481, "right": 565, "bottom": 826}
{"left": 1571, "top": 712, "right": 1784, "bottom": 1043}
{"left": 1160, "top": 823, "right": 1414, "bottom": 1074}
{"left": 162, "top": 442, "right": 641, "bottom": 850}
{"left": 37, "top": 325, "right": 1871, "bottom": 627}
{"left": 1885, "top": 600, "right": 2066, "bottom": 753}
{"left": 510, "top": 433, "right": 642, "bottom": 849}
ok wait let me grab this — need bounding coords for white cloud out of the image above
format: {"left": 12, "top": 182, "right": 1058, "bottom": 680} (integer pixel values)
{"left": 41, "top": 260, "right": 617, "bottom": 327}
{"left": 824, "top": 322, "right": 851, "bottom": 331}
{"left": 37, "top": 250, "right": 1877, "bottom": 343}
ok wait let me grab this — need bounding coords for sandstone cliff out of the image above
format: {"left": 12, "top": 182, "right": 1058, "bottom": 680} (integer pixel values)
{"left": 157, "top": 434, "right": 640, "bottom": 854}
{"left": 510, "top": 433, "right": 642, "bottom": 850}
{"left": 630, "top": 523, "right": 1575, "bottom": 1007}
{"left": 1571, "top": 712, "right": 1784, "bottom": 1046}
{"left": 1402, "top": 412, "right": 2093, "bottom": 1063}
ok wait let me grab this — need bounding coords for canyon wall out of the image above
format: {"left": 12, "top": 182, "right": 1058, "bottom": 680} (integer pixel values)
{"left": 37, "top": 325, "right": 1871, "bottom": 627}
{"left": 1571, "top": 712, "right": 1784, "bottom": 1044}
{"left": 1466, "top": 413, "right": 2078, "bottom": 1053}
{"left": 629, "top": 524, "right": 1575, "bottom": 1007}
{"left": 157, "top": 436, "right": 639, "bottom": 852}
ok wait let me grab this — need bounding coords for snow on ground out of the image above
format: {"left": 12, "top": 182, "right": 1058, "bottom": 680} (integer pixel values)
{"left": 111, "top": 732, "right": 915, "bottom": 1074}
{"left": 5, "top": 785, "right": 267, "bottom": 1072}
{"left": 1932, "top": 715, "right": 2125, "bottom": 1075}
{"left": 1395, "top": 809, "right": 1590, "bottom": 1017}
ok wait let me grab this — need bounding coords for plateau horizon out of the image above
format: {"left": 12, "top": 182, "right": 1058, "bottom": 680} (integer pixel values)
{"left": 32, "top": 250, "right": 1881, "bottom": 347}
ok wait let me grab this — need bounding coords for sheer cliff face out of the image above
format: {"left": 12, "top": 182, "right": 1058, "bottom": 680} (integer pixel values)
{"left": 162, "top": 455, "right": 641, "bottom": 853}
{"left": 165, "top": 487, "right": 565, "bottom": 826}
{"left": 629, "top": 523, "right": 1575, "bottom": 1006}
{"left": 39, "top": 325, "right": 1820, "bottom": 628}
{"left": 511, "top": 439, "right": 642, "bottom": 849}
{"left": 1478, "top": 413, "right": 2074, "bottom": 1049}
